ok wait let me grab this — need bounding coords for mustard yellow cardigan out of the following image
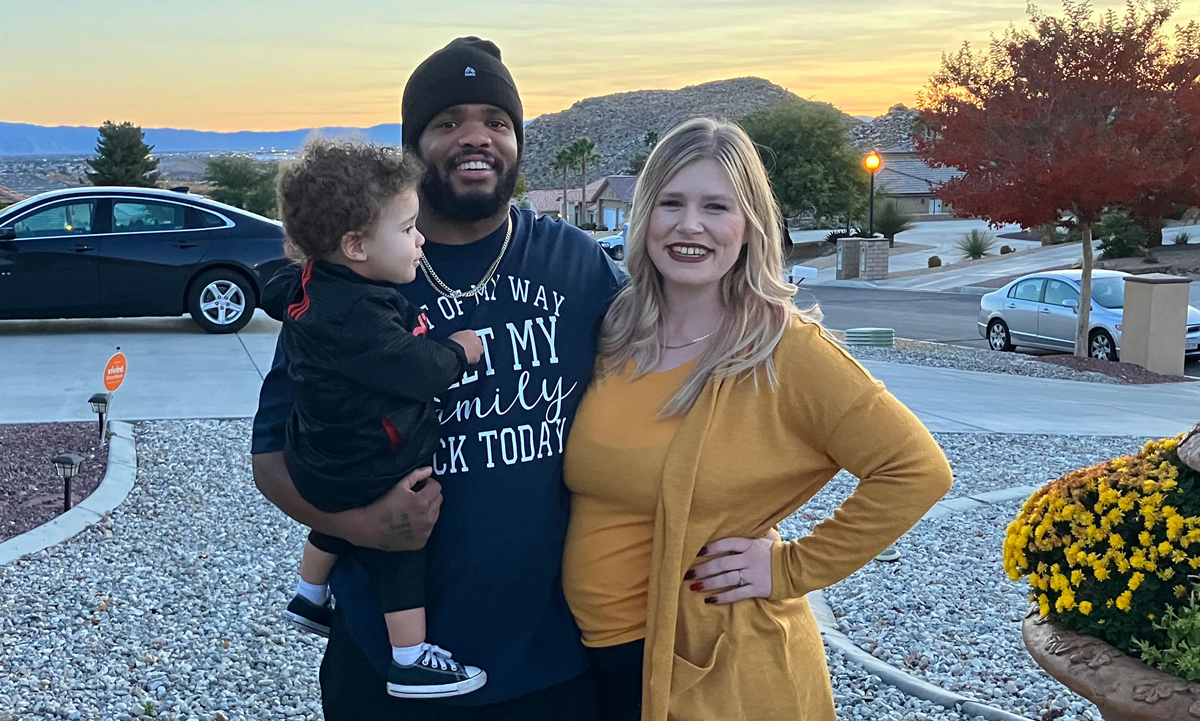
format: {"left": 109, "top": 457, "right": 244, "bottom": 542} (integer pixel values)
{"left": 641, "top": 320, "right": 953, "bottom": 721}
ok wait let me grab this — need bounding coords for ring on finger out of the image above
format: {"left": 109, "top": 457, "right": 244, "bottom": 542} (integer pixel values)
{"left": 738, "top": 570, "right": 746, "bottom": 587}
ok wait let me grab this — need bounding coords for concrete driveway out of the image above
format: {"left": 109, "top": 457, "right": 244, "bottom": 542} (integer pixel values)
{"left": 0, "top": 312, "right": 280, "bottom": 425}
{"left": 796, "top": 219, "right": 1039, "bottom": 284}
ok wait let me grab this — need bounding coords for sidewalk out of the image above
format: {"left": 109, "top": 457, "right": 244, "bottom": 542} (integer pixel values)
{"left": 2, "top": 321, "right": 1196, "bottom": 437}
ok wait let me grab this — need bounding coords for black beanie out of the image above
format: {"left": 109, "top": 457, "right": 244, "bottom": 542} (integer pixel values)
{"left": 401, "top": 37, "right": 524, "bottom": 151}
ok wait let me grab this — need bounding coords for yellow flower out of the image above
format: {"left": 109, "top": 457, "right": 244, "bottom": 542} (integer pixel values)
{"left": 1093, "top": 565, "right": 1110, "bottom": 581}
{"left": 1110, "top": 534, "right": 1125, "bottom": 550}
{"left": 1129, "top": 572, "right": 1145, "bottom": 591}
{"left": 1175, "top": 585, "right": 1188, "bottom": 599}
{"left": 1116, "top": 591, "right": 1133, "bottom": 611}
{"left": 1139, "top": 531, "right": 1154, "bottom": 547}
{"left": 1056, "top": 588, "right": 1076, "bottom": 612}
{"left": 1039, "top": 594, "right": 1051, "bottom": 617}
{"left": 1079, "top": 601, "right": 1093, "bottom": 615}
{"left": 1118, "top": 495, "right": 1137, "bottom": 512}
{"left": 1159, "top": 541, "right": 1174, "bottom": 556}
{"left": 1159, "top": 568, "right": 1176, "bottom": 582}
{"left": 1071, "top": 569, "right": 1084, "bottom": 587}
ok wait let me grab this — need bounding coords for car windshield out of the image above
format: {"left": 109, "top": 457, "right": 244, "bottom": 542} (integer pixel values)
{"left": 1091, "top": 278, "right": 1125, "bottom": 309}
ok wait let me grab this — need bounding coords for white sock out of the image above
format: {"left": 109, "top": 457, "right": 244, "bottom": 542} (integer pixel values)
{"left": 296, "top": 579, "right": 329, "bottom": 606}
{"left": 392, "top": 642, "right": 426, "bottom": 666}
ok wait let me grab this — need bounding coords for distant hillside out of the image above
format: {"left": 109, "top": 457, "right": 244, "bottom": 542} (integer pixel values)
{"left": 0, "top": 122, "right": 403, "bottom": 156}
{"left": 522, "top": 78, "right": 858, "bottom": 189}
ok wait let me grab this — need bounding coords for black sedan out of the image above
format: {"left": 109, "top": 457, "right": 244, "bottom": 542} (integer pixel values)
{"left": 0, "top": 187, "right": 289, "bottom": 333}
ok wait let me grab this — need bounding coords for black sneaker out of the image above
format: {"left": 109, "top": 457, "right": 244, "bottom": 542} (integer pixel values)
{"left": 285, "top": 595, "right": 333, "bottom": 637}
{"left": 387, "top": 645, "right": 487, "bottom": 698}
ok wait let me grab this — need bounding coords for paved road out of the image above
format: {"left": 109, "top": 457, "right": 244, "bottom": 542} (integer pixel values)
{"left": 805, "top": 284, "right": 1200, "bottom": 375}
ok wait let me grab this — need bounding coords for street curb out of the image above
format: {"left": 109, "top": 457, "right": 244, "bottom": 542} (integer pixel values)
{"left": 809, "top": 485, "right": 1040, "bottom": 721}
{"left": 0, "top": 421, "right": 136, "bottom": 566}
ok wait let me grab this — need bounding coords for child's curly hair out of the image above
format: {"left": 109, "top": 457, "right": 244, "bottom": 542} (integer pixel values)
{"left": 276, "top": 139, "right": 424, "bottom": 262}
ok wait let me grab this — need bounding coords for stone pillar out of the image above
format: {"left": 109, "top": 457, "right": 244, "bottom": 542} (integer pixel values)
{"left": 858, "top": 239, "right": 891, "bottom": 281}
{"left": 1120, "top": 273, "right": 1191, "bottom": 376}
{"left": 835, "top": 238, "right": 861, "bottom": 280}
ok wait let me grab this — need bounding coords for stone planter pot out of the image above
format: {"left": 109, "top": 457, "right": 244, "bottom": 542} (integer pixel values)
{"left": 1023, "top": 607, "right": 1200, "bottom": 720}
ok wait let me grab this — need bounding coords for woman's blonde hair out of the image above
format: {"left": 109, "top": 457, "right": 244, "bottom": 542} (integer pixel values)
{"left": 597, "top": 117, "right": 822, "bottom": 416}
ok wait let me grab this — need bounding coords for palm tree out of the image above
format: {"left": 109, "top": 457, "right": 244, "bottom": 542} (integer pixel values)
{"left": 572, "top": 137, "right": 601, "bottom": 227}
{"left": 553, "top": 146, "right": 576, "bottom": 222}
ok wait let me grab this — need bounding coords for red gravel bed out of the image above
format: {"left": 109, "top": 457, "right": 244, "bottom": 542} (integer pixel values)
{"left": 1037, "top": 355, "right": 1198, "bottom": 384}
{"left": 0, "top": 422, "right": 108, "bottom": 542}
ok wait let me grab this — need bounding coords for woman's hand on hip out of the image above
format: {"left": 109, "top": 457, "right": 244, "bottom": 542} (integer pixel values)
{"left": 684, "top": 534, "right": 776, "bottom": 604}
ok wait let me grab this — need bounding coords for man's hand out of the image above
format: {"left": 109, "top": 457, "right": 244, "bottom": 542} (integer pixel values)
{"left": 449, "top": 330, "right": 484, "bottom": 364}
{"left": 340, "top": 468, "right": 443, "bottom": 552}
{"left": 252, "top": 452, "right": 442, "bottom": 553}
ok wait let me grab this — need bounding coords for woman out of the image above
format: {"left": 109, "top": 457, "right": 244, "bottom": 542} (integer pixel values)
{"left": 562, "top": 118, "right": 953, "bottom": 721}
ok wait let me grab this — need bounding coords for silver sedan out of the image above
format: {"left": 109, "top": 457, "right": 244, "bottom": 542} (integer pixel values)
{"left": 978, "top": 269, "right": 1200, "bottom": 361}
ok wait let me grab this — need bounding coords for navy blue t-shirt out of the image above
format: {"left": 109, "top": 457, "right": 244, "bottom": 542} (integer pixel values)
{"left": 251, "top": 208, "right": 624, "bottom": 705}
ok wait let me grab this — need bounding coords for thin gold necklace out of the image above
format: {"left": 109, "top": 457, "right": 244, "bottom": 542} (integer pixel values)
{"left": 664, "top": 331, "right": 716, "bottom": 350}
{"left": 419, "top": 212, "right": 513, "bottom": 299}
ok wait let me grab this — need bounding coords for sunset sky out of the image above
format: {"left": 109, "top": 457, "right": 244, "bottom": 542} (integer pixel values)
{"left": 9, "top": 0, "right": 1197, "bottom": 131}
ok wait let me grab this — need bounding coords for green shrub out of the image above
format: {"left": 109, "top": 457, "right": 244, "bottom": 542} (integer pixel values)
{"left": 1135, "top": 588, "right": 1200, "bottom": 682}
{"left": 874, "top": 201, "right": 915, "bottom": 243}
{"left": 1097, "top": 209, "right": 1148, "bottom": 259}
{"left": 1172, "top": 231, "right": 1191, "bottom": 245}
{"left": 955, "top": 230, "right": 996, "bottom": 259}
{"left": 928, "top": 255, "right": 942, "bottom": 268}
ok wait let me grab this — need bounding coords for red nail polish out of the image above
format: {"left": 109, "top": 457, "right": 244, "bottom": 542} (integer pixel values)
{"left": 704, "top": 597, "right": 717, "bottom": 604}
{"left": 690, "top": 583, "right": 703, "bottom": 592}
{"left": 683, "top": 570, "right": 695, "bottom": 581}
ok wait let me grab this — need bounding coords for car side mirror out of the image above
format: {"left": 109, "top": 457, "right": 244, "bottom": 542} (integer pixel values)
{"left": 0, "top": 227, "right": 14, "bottom": 241}
{"left": 1063, "top": 299, "right": 1079, "bottom": 311}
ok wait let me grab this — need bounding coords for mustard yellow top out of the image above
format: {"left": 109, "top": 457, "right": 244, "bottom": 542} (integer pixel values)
{"left": 563, "top": 319, "right": 953, "bottom": 721}
{"left": 562, "top": 360, "right": 693, "bottom": 647}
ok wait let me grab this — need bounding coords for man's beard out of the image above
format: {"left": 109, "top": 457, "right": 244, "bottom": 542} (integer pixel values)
{"left": 421, "top": 156, "right": 520, "bottom": 223}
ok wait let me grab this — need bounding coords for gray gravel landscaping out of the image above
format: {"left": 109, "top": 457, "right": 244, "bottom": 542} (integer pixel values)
{"left": 780, "top": 433, "right": 1157, "bottom": 721}
{"left": 826, "top": 500, "right": 1094, "bottom": 721}
{"left": 845, "top": 340, "right": 1123, "bottom": 384}
{"left": 0, "top": 419, "right": 991, "bottom": 721}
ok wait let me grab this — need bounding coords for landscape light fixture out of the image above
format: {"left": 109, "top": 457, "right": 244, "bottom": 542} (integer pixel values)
{"left": 864, "top": 151, "right": 882, "bottom": 237}
{"left": 88, "top": 392, "right": 111, "bottom": 442}
{"left": 53, "top": 453, "right": 85, "bottom": 513}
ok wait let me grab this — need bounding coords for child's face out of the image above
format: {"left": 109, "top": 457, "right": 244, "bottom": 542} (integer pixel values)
{"left": 360, "top": 191, "right": 424, "bottom": 284}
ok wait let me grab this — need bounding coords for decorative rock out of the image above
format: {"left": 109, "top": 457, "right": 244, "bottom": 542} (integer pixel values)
{"left": 1024, "top": 611, "right": 1200, "bottom": 721}
{"left": 1179, "top": 422, "right": 1200, "bottom": 472}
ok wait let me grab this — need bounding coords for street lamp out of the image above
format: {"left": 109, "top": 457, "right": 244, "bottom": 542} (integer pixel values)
{"left": 864, "top": 151, "right": 882, "bottom": 237}
{"left": 53, "top": 453, "right": 85, "bottom": 513}
{"left": 88, "top": 392, "right": 111, "bottom": 443}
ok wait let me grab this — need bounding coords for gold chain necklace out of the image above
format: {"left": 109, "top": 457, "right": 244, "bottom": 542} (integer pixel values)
{"left": 419, "top": 212, "right": 513, "bottom": 299}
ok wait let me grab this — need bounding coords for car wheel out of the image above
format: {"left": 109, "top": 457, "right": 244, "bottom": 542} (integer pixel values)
{"left": 1089, "top": 329, "right": 1117, "bottom": 361}
{"left": 613, "top": 246, "right": 625, "bottom": 261}
{"left": 987, "top": 319, "right": 1014, "bottom": 352}
{"left": 188, "top": 269, "right": 256, "bottom": 334}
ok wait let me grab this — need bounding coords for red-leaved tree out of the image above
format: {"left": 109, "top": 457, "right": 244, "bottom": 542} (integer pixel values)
{"left": 916, "top": 0, "right": 1200, "bottom": 357}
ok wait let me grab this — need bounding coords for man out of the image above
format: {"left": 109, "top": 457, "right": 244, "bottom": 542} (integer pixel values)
{"left": 251, "top": 37, "right": 624, "bottom": 719}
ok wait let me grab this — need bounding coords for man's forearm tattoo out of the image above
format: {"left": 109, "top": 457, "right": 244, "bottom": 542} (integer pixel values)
{"left": 381, "top": 511, "right": 414, "bottom": 544}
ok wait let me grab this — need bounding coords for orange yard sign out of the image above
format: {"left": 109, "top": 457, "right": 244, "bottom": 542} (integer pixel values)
{"left": 104, "top": 352, "right": 127, "bottom": 392}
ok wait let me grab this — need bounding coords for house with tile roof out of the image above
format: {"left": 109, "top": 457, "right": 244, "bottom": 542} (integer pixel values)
{"left": 875, "top": 143, "right": 962, "bottom": 220}
{"left": 523, "top": 175, "right": 638, "bottom": 230}
{"left": 0, "top": 184, "right": 27, "bottom": 207}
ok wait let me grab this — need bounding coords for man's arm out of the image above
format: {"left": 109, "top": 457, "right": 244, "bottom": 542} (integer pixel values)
{"left": 250, "top": 334, "right": 442, "bottom": 552}
{"left": 252, "top": 451, "right": 441, "bottom": 552}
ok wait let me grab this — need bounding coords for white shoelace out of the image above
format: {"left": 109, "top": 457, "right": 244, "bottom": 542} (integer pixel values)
{"left": 421, "top": 645, "right": 460, "bottom": 672}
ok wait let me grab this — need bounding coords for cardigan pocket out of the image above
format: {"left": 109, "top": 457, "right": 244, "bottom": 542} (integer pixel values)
{"left": 669, "top": 632, "right": 744, "bottom": 720}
